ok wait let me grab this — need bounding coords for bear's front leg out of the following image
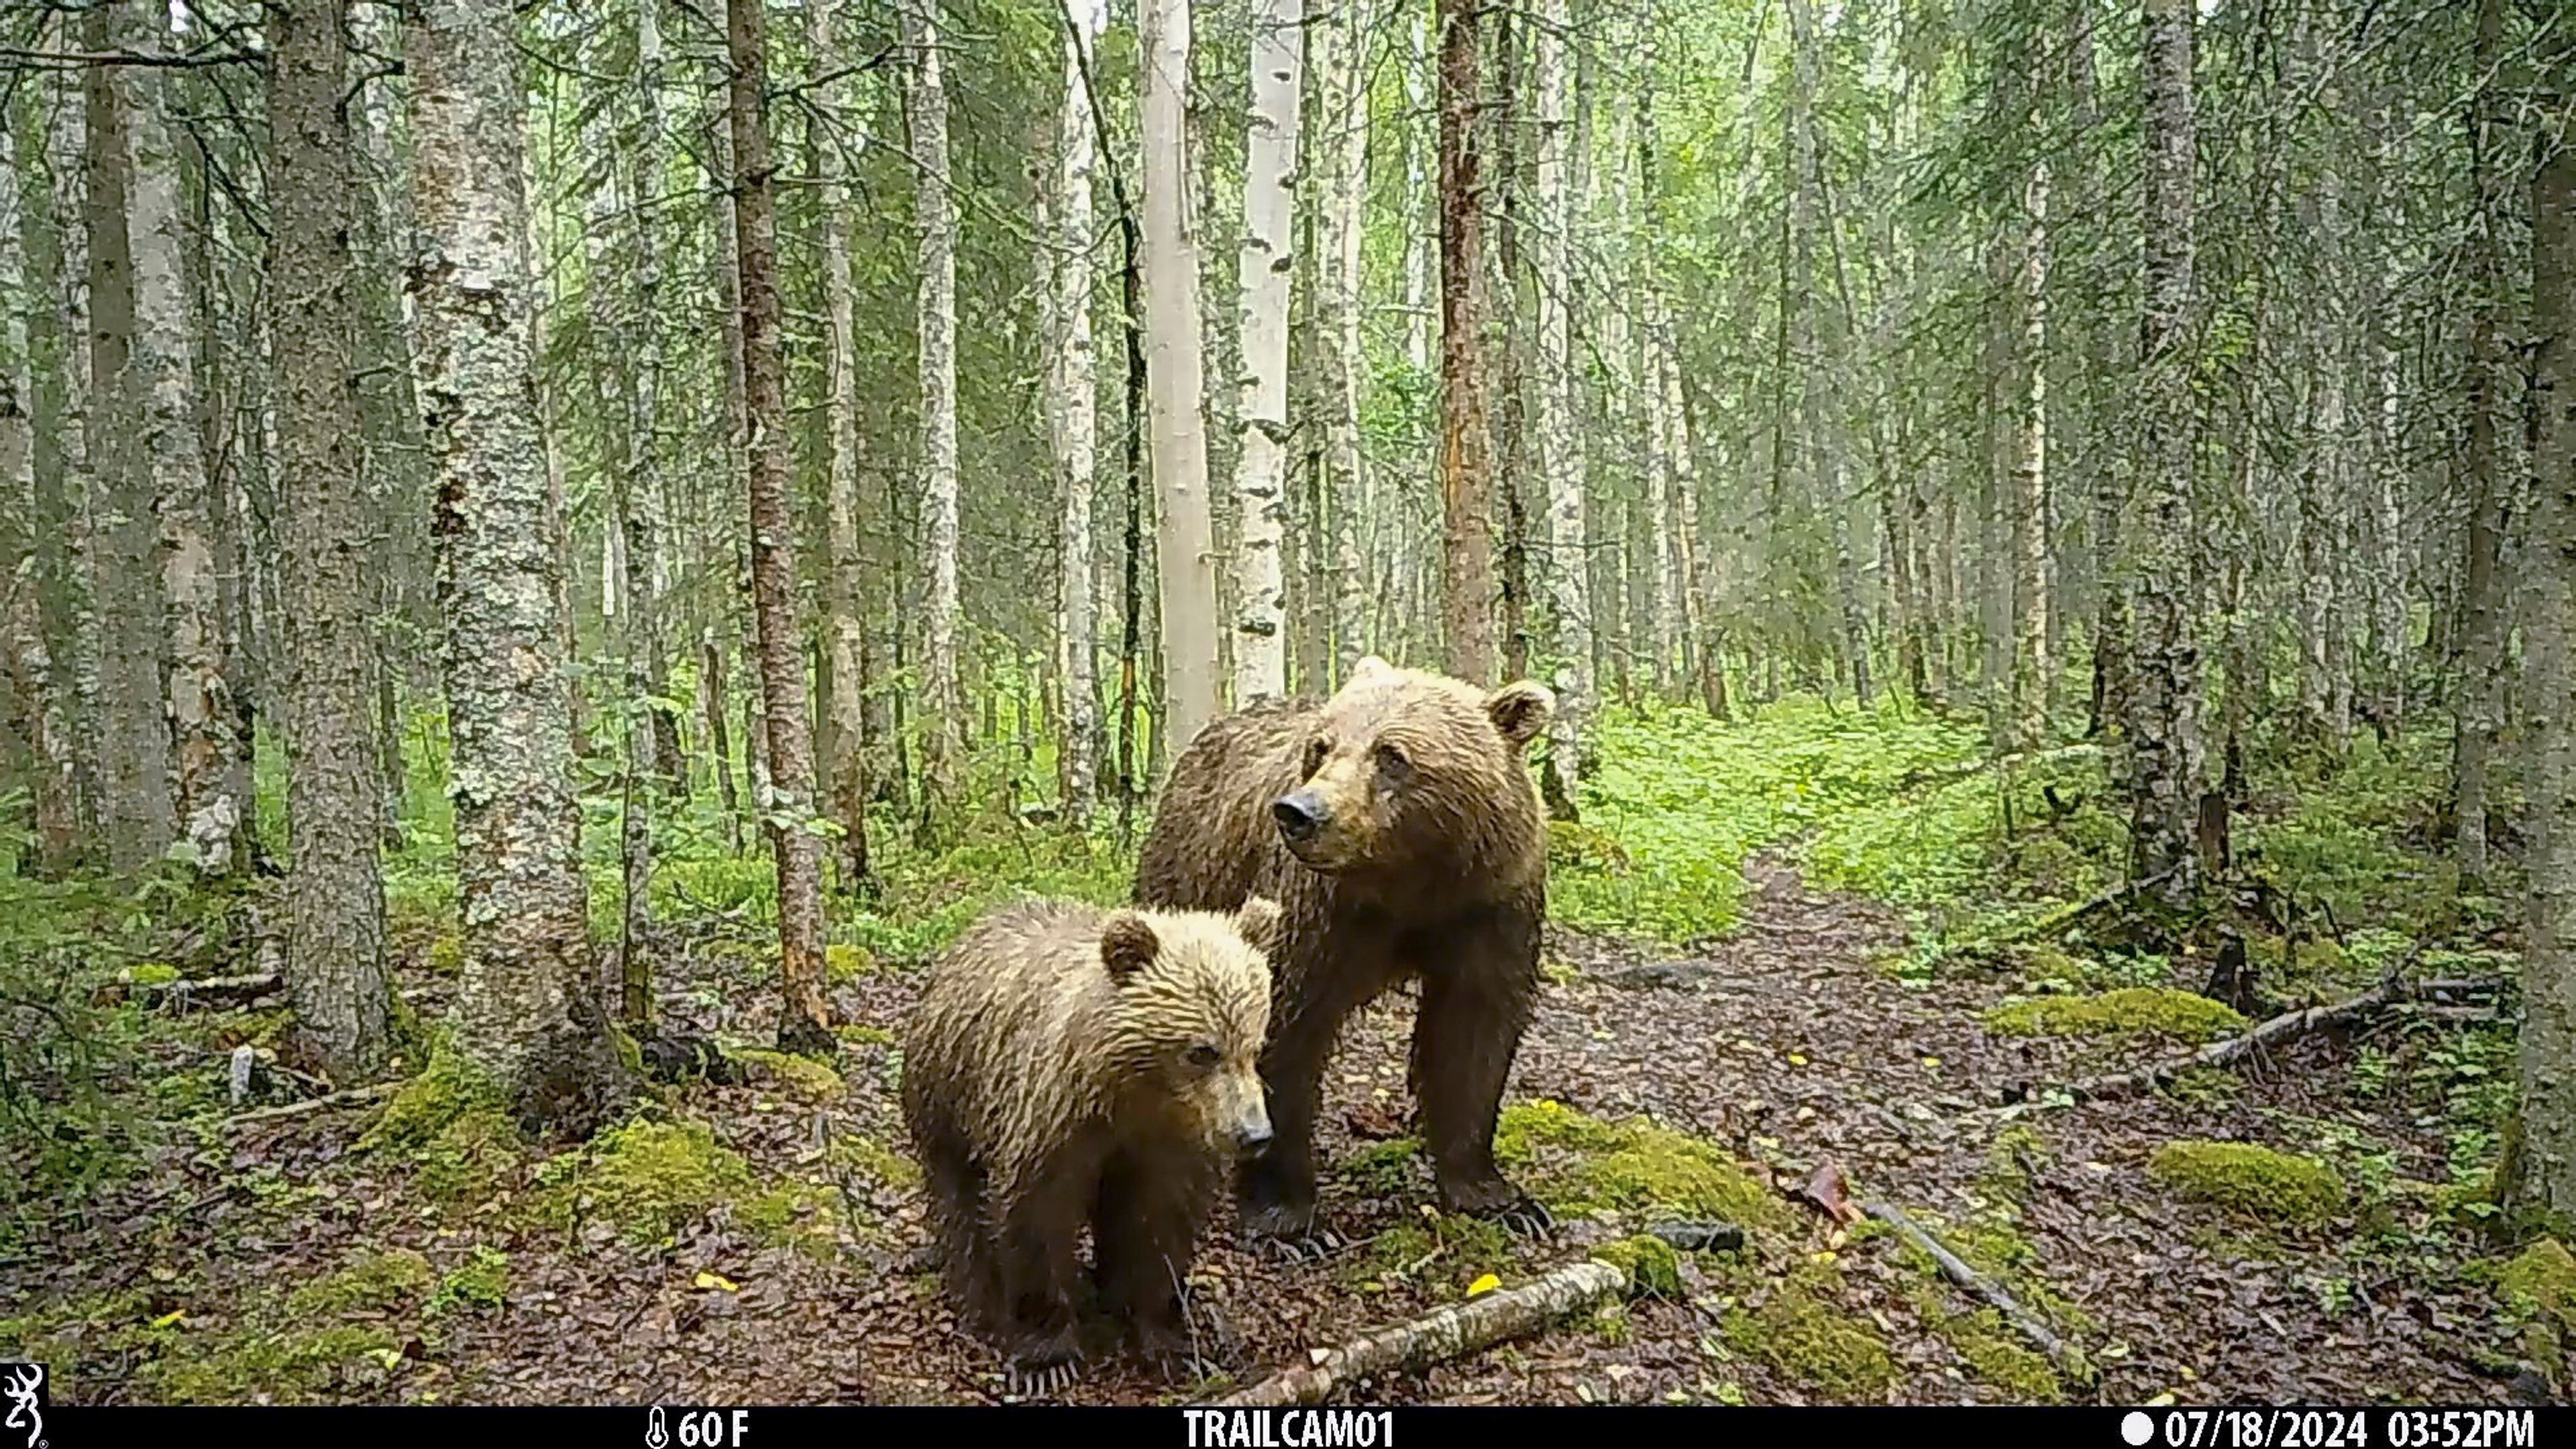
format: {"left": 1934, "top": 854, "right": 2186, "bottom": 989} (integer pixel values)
{"left": 1413, "top": 936, "right": 1554, "bottom": 1238}
{"left": 1234, "top": 1018, "right": 1336, "bottom": 1260}
{"left": 994, "top": 1185, "right": 1087, "bottom": 1397}
{"left": 1094, "top": 1151, "right": 1216, "bottom": 1378}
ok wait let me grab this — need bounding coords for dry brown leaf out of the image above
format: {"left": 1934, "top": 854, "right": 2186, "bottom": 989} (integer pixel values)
{"left": 1795, "top": 1161, "right": 1864, "bottom": 1226}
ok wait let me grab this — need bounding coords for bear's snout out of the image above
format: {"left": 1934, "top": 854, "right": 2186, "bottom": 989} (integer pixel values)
{"left": 1272, "top": 790, "right": 1330, "bottom": 843}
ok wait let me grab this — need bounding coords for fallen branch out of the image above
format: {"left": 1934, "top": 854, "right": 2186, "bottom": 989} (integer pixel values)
{"left": 136, "top": 970, "right": 283, "bottom": 1004}
{"left": 2049, "top": 975, "right": 2411, "bottom": 1106}
{"left": 1962, "top": 868, "right": 2179, "bottom": 956}
{"left": 226, "top": 1081, "right": 399, "bottom": 1128}
{"left": 1863, "top": 1198, "right": 2091, "bottom": 1384}
{"left": 1209, "top": 1257, "right": 1629, "bottom": 1407}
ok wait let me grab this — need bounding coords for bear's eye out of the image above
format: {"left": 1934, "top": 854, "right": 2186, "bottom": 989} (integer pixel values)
{"left": 1375, "top": 743, "right": 1412, "bottom": 781}
{"left": 1303, "top": 736, "right": 1332, "bottom": 775}
{"left": 1185, "top": 1043, "right": 1222, "bottom": 1069}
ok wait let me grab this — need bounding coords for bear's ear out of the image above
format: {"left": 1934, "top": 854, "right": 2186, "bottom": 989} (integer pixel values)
{"left": 1234, "top": 896, "right": 1285, "bottom": 955}
{"left": 1099, "top": 912, "right": 1161, "bottom": 983}
{"left": 1350, "top": 655, "right": 1396, "bottom": 683}
{"left": 1486, "top": 680, "right": 1556, "bottom": 749}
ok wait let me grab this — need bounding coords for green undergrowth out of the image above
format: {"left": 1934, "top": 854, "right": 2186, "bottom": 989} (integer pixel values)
{"left": 1495, "top": 1098, "right": 1794, "bottom": 1235}
{"left": 1717, "top": 1261, "right": 1899, "bottom": 1399}
{"left": 529, "top": 1114, "right": 846, "bottom": 1258}
{"left": 140, "top": 1247, "right": 439, "bottom": 1403}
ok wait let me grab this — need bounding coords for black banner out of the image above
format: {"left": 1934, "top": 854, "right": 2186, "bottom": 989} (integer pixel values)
{"left": 15, "top": 1402, "right": 2573, "bottom": 1449}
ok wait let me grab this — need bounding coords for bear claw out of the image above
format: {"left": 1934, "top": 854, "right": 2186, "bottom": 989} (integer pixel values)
{"left": 1004, "top": 1358, "right": 1082, "bottom": 1399}
{"left": 1491, "top": 1199, "right": 1556, "bottom": 1237}
{"left": 1244, "top": 1225, "right": 1342, "bottom": 1263}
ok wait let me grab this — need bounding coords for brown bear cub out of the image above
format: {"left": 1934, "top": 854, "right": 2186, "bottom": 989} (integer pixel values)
{"left": 900, "top": 896, "right": 1282, "bottom": 1395}
{"left": 1136, "top": 656, "right": 1556, "bottom": 1257}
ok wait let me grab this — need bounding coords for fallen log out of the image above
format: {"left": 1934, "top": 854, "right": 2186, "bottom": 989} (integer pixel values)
{"left": 1863, "top": 1199, "right": 2092, "bottom": 1385}
{"left": 226, "top": 1081, "right": 400, "bottom": 1128}
{"left": 2051, "top": 975, "right": 2410, "bottom": 1105}
{"left": 136, "top": 970, "right": 284, "bottom": 1004}
{"left": 1210, "top": 1257, "right": 1629, "bottom": 1407}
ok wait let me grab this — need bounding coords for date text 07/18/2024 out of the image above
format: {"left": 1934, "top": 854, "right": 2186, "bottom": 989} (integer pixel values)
{"left": 2127, "top": 1409, "right": 2537, "bottom": 1449}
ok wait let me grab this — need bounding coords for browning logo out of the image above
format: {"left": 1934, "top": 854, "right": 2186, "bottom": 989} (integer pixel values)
{"left": 1, "top": 1364, "right": 44, "bottom": 1449}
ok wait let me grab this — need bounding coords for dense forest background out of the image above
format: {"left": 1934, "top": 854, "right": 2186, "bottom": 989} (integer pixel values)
{"left": 4, "top": 0, "right": 2576, "bottom": 1409}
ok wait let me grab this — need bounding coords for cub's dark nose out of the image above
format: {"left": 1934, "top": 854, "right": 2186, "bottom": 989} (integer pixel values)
{"left": 1272, "top": 792, "right": 1328, "bottom": 843}
{"left": 1233, "top": 1123, "right": 1275, "bottom": 1156}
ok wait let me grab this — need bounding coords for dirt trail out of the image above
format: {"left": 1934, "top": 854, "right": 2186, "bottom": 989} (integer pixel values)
{"left": 15, "top": 859, "right": 2533, "bottom": 1407}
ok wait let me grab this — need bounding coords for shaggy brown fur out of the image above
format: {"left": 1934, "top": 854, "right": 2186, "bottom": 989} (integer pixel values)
{"left": 1134, "top": 657, "right": 1555, "bottom": 1250}
{"left": 899, "top": 896, "right": 1281, "bottom": 1392}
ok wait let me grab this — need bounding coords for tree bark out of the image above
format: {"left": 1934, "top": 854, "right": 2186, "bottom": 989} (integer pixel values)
{"left": 2011, "top": 154, "right": 2051, "bottom": 749}
{"left": 812, "top": 0, "right": 875, "bottom": 894}
{"left": 1229, "top": 0, "right": 1304, "bottom": 706}
{"left": 1140, "top": 0, "right": 1224, "bottom": 753}
{"left": 5, "top": 88, "right": 80, "bottom": 869}
{"left": 1534, "top": 0, "right": 1588, "bottom": 816}
{"left": 1319, "top": 1, "right": 1371, "bottom": 685}
{"left": 903, "top": 0, "right": 965, "bottom": 846}
{"left": 273, "top": 0, "right": 392, "bottom": 1081}
{"left": 1438, "top": 0, "right": 1497, "bottom": 684}
{"left": 407, "top": 0, "right": 626, "bottom": 1134}
{"left": 2127, "top": 0, "right": 2204, "bottom": 914}
{"left": 1054, "top": 0, "right": 1105, "bottom": 829}
{"left": 2454, "top": 0, "right": 2508, "bottom": 884}
{"left": 2518, "top": 30, "right": 2576, "bottom": 1222}
{"left": 729, "top": 0, "right": 835, "bottom": 1055}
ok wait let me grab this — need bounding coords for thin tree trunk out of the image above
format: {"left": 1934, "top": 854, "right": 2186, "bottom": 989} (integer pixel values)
{"left": 6, "top": 90, "right": 80, "bottom": 869}
{"left": 2453, "top": 0, "right": 2508, "bottom": 883}
{"left": 811, "top": 0, "right": 875, "bottom": 894}
{"left": 1141, "top": 0, "right": 1224, "bottom": 753}
{"left": 1534, "top": 0, "right": 1587, "bottom": 816}
{"left": 903, "top": 0, "right": 966, "bottom": 843}
{"left": 729, "top": 0, "right": 834, "bottom": 1055}
{"left": 1438, "top": 0, "right": 1497, "bottom": 684}
{"left": 274, "top": 0, "right": 392, "bottom": 1081}
{"left": 1321, "top": 1, "right": 1371, "bottom": 684}
{"left": 1055, "top": 0, "right": 1105, "bottom": 829}
{"left": 1229, "top": 0, "right": 1304, "bottom": 706}
{"left": 408, "top": 0, "right": 625, "bottom": 1133}
{"left": 2127, "top": 0, "right": 2203, "bottom": 914}
{"left": 2011, "top": 154, "right": 2052, "bottom": 748}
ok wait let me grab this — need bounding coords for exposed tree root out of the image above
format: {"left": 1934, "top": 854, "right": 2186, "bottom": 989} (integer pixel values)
{"left": 225, "top": 1081, "right": 400, "bottom": 1128}
{"left": 1862, "top": 1197, "right": 2094, "bottom": 1385}
{"left": 1210, "top": 1257, "right": 1629, "bottom": 1407}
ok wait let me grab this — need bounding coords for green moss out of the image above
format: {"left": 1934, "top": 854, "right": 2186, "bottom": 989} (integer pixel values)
{"left": 427, "top": 1246, "right": 511, "bottom": 1316}
{"left": 1495, "top": 1099, "right": 1793, "bottom": 1236}
{"left": 425, "top": 931, "right": 464, "bottom": 978}
{"left": 539, "top": 1118, "right": 758, "bottom": 1248}
{"left": 729, "top": 1047, "right": 846, "bottom": 1100}
{"left": 1356, "top": 1214, "right": 1518, "bottom": 1296}
{"left": 1982, "top": 1124, "right": 2051, "bottom": 1201}
{"left": 1591, "top": 1233, "right": 1685, "bottom": 1298}
{"left": 825, "top": 944, "right": 877, "bottom": 983}
{"left": 415, "top": 1108, "right": 525, "bottom": 1203}
{"left": 2498, "top": 1238, "right": 2576, "bottom": 1328}
{"left": 282, "top": 1249, "right": 434, "bottom": 1320}
{"left": 362, "top": 1045, "right": 502, "bottom": 1155}
{"left": 2148, "top": 1140, "right": 2347, "bottom": 1225}
{"left": 1938, "top": 1308, "right": 2062, "bottom": 1401}
{"left": 1341, "top": 1138, "right": 1424, "bottom": 1196}
{"left": 745, "top": 1180, "right": 845, "bottom": 1261}
{"left": 131, "top": 962, "right": 180, "bottom": 987}
{"left": 836, "top": 1024, "right": 896, "bottom": 1048}
{"left": 830, "top": 1134, "right": 922, "bottom": 1190}
{"left": 149, "top": 1323, "right": 405, "bottom": 1405}
{"left": 1719, "top": 1273, "right": 1898, "bottom": 1399}
{"left": 1984, "top": 988, "right": 2247, "bottom": 1043}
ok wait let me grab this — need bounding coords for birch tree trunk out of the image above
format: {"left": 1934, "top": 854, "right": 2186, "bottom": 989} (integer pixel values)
{"left": 273, "top": 0, "right": 392, "bottom": 1080}
{"left": 1534, "top": 0, "right": 1588, "bottom": 816}
{"left": 1141, "top": 0, "right": 1224, "bottom": 752}
{"left": 2517, "top": 34, "right": 2576, "bottom": 1221}
{"left": 1320, "top": 1, "right": 1371, "bottom": 682}
{"left": 2127, "top": 0, "right": 2203, "bottom": 912}
{"left": 904, "top": 0, "right": 967, "bottom": 841}
{"left": 2010, "top": 155, "right": 2052, "bottom": 749}
{"left": 407, "top": 0, "right": 625, "bottom": 1132}
{"left": 123, "top": 3, "right": 239, "bottom": 873}
{"left": 1229, "top": 0, "right": 1303, "bottom": 706}
{"left": 812, "top": 0, "right": 875, "bottom": 892}
{"left": 83, "top": 7, "right": 174, "bottom": 875}
{"left": 1438, "top": 0, "right": 1498, "bottom": 684}
{"left": 728, "top": 0, "right": 835, "bottom": 1055}
{"left": 1055, "top": 0, "right": 1105, "bottom": 828}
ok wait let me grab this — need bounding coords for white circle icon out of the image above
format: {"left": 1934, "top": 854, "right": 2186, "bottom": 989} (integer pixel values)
{"left": 2121, "top": 1411, "right": 2155, "bottom": 1446}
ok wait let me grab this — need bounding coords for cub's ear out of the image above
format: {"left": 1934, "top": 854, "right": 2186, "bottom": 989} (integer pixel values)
{"left": 1099, "top": 912, "right": 1161, "bottom": 983}
{"left": 1234, "top": 896, "right": 1285, "bottom": 956}
{"left": 1351, "top": 655, "right": 1396, "bottom": 683}
{"left": 1486, "top": 680, "right": 1556, "bottom": 749}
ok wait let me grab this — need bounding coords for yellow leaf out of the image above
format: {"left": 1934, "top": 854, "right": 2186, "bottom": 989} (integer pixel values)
{"left": 2145, "top": 1393, "right": 2177, "bottom": 1407}
{"left": 693, "top": 1271, "right": 741, "bottom": 1293}
{"left": 1788, "top": 1053, "right": 1809, "bottom": 1067}
{"left": 152, "top": 1309, "right": 186, "bottom": 1329}
{"left": 1466, "top": 1273, "right": 1502, "bottom": 1297}
{"left": 370, "top": 1348, "right": 406, "bottom": 1371}
{"left": 1921, "top": 1056, "right": 1942, "bottom": 1069}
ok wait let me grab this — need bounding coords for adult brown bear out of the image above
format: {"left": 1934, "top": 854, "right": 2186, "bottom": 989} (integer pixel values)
{"left": 1134, "top": 657, "right": 1555, "bottom": 1254}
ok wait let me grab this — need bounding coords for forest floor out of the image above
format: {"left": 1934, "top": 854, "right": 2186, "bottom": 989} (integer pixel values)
{"left": 8, "top": 843, "right": 2552, "bottom": 1407}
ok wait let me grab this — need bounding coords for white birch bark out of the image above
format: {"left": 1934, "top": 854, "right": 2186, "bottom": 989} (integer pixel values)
{"left": 1141, "top": 0, "right": 1223, "bottom": 755}
{"left": 1055, "top": 0, "right": 1105, "bottom": 825}
{"left": 1229, "top": 0, "right": 1303, "bottom": 705}
{"left": 1318, "top": 1, "right": 1371, "bottom": 679}
{"left": 1534, "top": 0, "right": 1589, "bottom": 796}
{"left": 904, "top": 0, "right": 965, "bottom": 838}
